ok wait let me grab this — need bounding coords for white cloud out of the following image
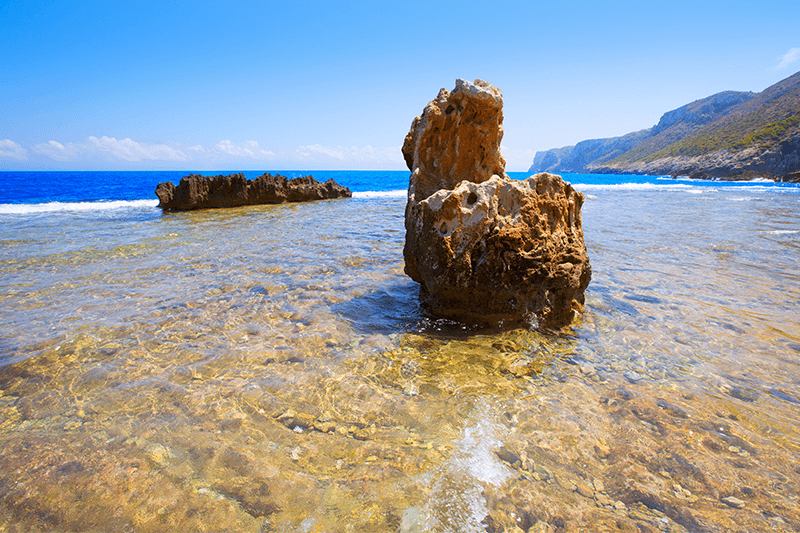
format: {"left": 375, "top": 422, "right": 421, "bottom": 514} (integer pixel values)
{"left": 0, "top": 139, "right": 28, "bottom": 160}
{"left": 88, "top": 136, "right": 188, "bottom": 162}
{"left": 774, "top": 47, "right": 800, "bottom": 70}
{"left": 500, "top": 144, "right": 537, "bottom": 171}
{"left": 4, "top": 136, "right": 406, "bottom": 169}
{"left": 295, "top": 144, "right": 345, "bottom": 160}
{"left": 293, "top": 144, "right": 404, "bottom": 165}
{"left": 215, "top": 140, "right": 275, "bottom": 158}
{"left": 33, "top": 140, "right": 82, "bottom": 162}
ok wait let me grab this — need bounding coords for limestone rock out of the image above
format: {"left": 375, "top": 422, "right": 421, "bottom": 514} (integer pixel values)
{"left": 155, "top": 173, "right": 351, "bottom": 211}
{"left": 403, "top": 79, "right": 591, "bottom": 328}
{"left": 402, "top": 78, "right": 506, "bottom": 203}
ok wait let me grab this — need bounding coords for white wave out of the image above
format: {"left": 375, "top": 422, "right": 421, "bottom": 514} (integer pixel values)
{"left": 657, "top": 176, "right": 776, "bottom": 184}
{"left": 400, "top": 403, "right": 512, "bottom": 532}
{"left": 572, "top": 182, "right": 695, "bottom": 191}
{"left": 0, "top": 199, "right": 159, "bottom": 215}
{"left": 352, "top": 189, "right": 407, "bottom": 199}
{"left": 766, "top": 230, "right": 799, "bottom": 235}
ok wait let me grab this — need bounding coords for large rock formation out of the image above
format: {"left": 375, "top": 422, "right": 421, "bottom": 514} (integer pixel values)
{"left": 403, "top": 79, "right": 591, "bottom": 328}
{"left": 402, "top": 79, "right": 507, "bottom": 201}
{"left": 155, "top": 173, "right": 351, "bottom": 211}
{"left": 530, "top": 71, "right": 800, "bottom": 180}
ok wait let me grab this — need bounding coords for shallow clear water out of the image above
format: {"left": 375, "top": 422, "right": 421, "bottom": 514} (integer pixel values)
{"left": 0, "top": 178, "right": 799, "bottom": 532}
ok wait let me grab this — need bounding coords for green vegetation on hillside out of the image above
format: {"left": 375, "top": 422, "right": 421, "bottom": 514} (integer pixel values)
{"left": 733, "top": 113, "right": 800, "bottom": 148}
{"left": 602, "top": 81, "right": 800, "bottom": 165}
{"left": 641, "top": 126, "right": 747, "bottom": 161}
{"left": 638, "top": 112, "right": 800, "bottom": 162}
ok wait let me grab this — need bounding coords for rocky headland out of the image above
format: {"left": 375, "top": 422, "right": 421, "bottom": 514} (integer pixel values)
{"left": 155, "top": 173, "right": 351, "bottom": 211}
{"left": 530, "top": 70, "right": 800, "bottom": 181}
{"left": 403, "top": 79, "right": 591, "bottom": 329}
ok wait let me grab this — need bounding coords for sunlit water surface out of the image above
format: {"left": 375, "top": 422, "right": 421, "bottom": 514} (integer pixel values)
{"left": 1, "top": 183, "right": 799, "bottom": 532}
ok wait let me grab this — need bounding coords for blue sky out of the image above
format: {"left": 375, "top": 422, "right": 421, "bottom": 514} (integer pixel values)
{"left": 1, "top": 0, "right": 799, "bottom": 171}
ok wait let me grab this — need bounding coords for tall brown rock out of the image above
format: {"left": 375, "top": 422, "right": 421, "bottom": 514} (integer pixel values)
{"left": 402, "top": 79, "right": 507, "bottom": 202}
{"left": 403, "top": 79, "right": 591, "bottom": 328}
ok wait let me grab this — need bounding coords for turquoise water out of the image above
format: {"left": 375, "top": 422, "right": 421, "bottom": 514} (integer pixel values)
{"left": 0, "top": 171, "right": 799, "bottom": 532}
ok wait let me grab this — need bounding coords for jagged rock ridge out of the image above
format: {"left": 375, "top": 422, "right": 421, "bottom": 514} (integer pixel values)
{"left": 155, "top": 173, "right": 351, "bottom": 211}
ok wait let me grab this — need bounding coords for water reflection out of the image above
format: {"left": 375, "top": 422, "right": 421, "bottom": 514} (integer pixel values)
{"left": 0, "top": 188, "right": 799, "bottom": 531}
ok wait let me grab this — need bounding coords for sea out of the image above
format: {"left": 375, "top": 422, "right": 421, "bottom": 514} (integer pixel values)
{"left": 1, "top": 170, "right": 799, "bottom": 532}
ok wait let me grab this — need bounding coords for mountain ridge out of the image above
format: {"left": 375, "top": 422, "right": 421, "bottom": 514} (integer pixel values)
{"left": 529, "top": 71, "right": 800, "bottom": 181}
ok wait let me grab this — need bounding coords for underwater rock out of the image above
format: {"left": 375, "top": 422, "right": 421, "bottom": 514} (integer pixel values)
{"left": 155, "top": 173, "right": 351, "bottom": 211}
{"left": 402, "top": 79, "right": 591, "bottom": 328}
{"left": 722, "top": 495, "right": 746, "bottom": 509}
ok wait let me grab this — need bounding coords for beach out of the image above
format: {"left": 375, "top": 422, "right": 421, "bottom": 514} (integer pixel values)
{"left": 1, "top": 171, "right": 799, "bottom": 532}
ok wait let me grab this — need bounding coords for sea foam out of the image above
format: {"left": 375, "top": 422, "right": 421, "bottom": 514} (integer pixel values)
{"left": 571, "top": 182, "right": 696, "bottom": 191}
{"left": 352, "top": 189, "right": 407, "bottom": 199}
{"left": 0, "top": 199, "right": 159, "bottom": 215}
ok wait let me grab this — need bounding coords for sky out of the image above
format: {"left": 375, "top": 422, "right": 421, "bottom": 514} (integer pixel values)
{"left": 1, "top": 0, "right": 799, "bottom": 172}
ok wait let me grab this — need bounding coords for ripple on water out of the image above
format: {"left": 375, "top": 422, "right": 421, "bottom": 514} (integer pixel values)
{"left": 1, "top": 191, "right": 799, "bottom": 531}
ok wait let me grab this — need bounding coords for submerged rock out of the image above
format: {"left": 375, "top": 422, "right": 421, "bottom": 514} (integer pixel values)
{"left": 403, "top": 79, "right": 591, "bottom": 328}
{"left": 155, "top": 173, "right": 351, "bottom": 211}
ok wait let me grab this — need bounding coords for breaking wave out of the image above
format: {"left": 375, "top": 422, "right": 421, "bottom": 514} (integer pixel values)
{"left": 0, "top": 199, "right": 159, "bottom": 215}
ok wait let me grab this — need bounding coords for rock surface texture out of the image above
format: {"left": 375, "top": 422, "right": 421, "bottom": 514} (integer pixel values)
{"left": 155, "top": 173, "right": 351, "bottom": 211}
{"left": 403, "top": 79, "right": 591, "bottom": 328}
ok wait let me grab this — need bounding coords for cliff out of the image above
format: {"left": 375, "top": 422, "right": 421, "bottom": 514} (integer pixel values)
{"left": 530, "top": 70, "right": 800, "bottom": 180}
{"left": 530, "top": 129, "right": 652, "bottom": 173}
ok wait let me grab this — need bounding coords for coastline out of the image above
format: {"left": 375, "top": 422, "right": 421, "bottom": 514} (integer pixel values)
{"left": 556, "top": 163, "right": 800, "bottom": 183}
{"left": 0, "top": 171, "right": 799, "bottom": 530}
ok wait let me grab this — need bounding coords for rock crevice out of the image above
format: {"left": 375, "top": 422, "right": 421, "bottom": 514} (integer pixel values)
{"left": 403, "top": 79, "right": 591, "bottom": 328}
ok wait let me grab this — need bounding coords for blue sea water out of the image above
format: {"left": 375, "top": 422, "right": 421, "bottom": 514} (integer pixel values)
{"left": 2, "top": 169, "right": 798, "bottom": 209}
{"left": 0, "top": 170, "right": 414, "bottom": 207}
{"left": 1, "top": 169, "right": 800, "bottom": 531}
